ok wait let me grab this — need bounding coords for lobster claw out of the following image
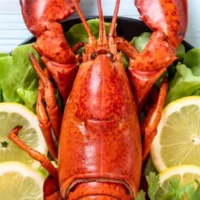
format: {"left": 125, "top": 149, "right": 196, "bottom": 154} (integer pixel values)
{"left": 128, "top": 0, "right": 188, "bottom": 111}
{"left": 135, "top": 0, "right": 188, "bottom": 47}
{"left": 20, "top": 0, "right": 80, "bottom": 102}
{"left": 20, "top": 0, "right": 80, "bottom": 37}
{"left": 32, "top": 22, "right": 78, "bottom": 101}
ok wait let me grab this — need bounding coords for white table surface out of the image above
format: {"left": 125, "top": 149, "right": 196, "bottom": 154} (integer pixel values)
{"left": 0, "top": 0, "right": 199, "bottom": 53}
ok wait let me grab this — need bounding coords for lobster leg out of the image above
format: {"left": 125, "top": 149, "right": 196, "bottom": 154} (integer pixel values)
{"left": 140, "top": 87, "right": 159, "bottom": 137}
{"left": 36, "top": 79, "right": 58, "bottom": 160}
{"left": 44, "top": 192, "right": 62, "bottom": 200}
{"left": 142, "top": 86, "right": 160, "bottom": 118}
{"left": 29, "top": 54, "right": 61, "bottom": 142}
{"left": 44, "top": 176, "right": 63, "bottom": 200}
{"left": 142, "top": 78, "right": 168, "bottom": 161}
{"left": 115, "top": 33, "right": 174, "bottom": 112}
{"left": 9, "top": 126, "right": 61, "bottom": 199}
{"left": 8, "top": 126, "right": 58, "bottom": 178}
{"left": 71, "top": 42, "right": 85, "bottom": 53}
{"left": 115, "top": 36, "right": 139, "bottom": 59}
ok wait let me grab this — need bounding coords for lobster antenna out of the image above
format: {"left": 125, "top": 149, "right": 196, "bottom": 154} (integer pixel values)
{"left": 109, "top": 0, "right": 120, "bottom": 37}
{"left": 97, "top": 0, "right": 106, "bottom": 43}
{"left": 72, "top": 0, "right": 94, "bottom": 38}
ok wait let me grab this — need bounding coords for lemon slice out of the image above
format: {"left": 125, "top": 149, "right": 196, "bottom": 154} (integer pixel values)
{"left": 0, "top": 102, "right": 47, "bottom": 169}
{"left": 151, "top": 96, "right": 200, "bottom": 172}
{"left": 155, "top": 165, "right": 200, "bottom": 198}
{"left": 0, "top": 161, "right": 45, "bottom": 200}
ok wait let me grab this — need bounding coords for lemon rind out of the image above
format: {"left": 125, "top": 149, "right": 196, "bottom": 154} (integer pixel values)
{"left": 159, "top": 164, "right": 200, "bottom": 184}
{"left": 0, "top": 161, "right": 45, "bottom": 186}
{"left": 151, "top": 96, "right": 200, "bottom": 172}
{"left": 0, "top": 102, "right": 47, "bottom": 169}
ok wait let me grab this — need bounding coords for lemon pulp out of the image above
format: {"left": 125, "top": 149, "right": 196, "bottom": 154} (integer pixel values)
{"left": 0, "top": 103, "right": 47, "bottom": 169}
{"left": 0, "top": 161, "right": 45, "bottom": 200}
{"left": 151, "top": 97, "right": 200, "bottom": 172}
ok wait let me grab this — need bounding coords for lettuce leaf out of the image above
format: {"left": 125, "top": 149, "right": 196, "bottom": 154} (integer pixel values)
{"left": 17, "top": 86, "right": 37, "bottom": 112}
{"left": 65, "top": 19, "right": 111, "bottom": 47}
{"left": 183, "top": 48, "right": 200, "bottom": 75}
{"left": 130, "top": 32, "right": 151, "bottom": 52}
{"left": 130, "top": 32, "right": 185, "bottom": 60}
{"left": 177, "top": 44, "right": 186, "bottom": 61}
{"left": 166, "top": 48, "right": 200, "bottom": 104}
{"left": 0, "top": 88, "right": 2, "bottom": 102}
{"left": 0, "top": 44, "right": 40, "bottom": 111}
{"left": 0, "top": 53, "right": 9, "bottom": 58}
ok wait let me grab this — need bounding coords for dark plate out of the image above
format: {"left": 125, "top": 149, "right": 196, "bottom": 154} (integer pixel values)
{"left": 20, "top": 16, "right": 193, "bottom": 51}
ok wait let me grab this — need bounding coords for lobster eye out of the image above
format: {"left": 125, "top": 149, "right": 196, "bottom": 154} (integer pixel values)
{"left": 91, "top": 52, "right": 98, "bottom": 60}
{"left": 106, "top": 53, "right": 114, "bottom": 61}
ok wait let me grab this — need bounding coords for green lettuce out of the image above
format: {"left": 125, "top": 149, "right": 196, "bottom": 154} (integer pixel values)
{"left": 177, "top": 44, "right": 186, "bottom": 61}
{"left": 65, "top": 19, "right": 111, "bottom": 47}
{"left": 166, "top": 48, "right": 200, "bottom": 104}
{"left": 130, "top": 32, "right": 185, "bottom": 60}
{"left": 0, "top": 53, "right": 9, "bottom": 58}
{"left": 183, "top": 48, "right": 200, "bottom": 75}
{"left": 0, "top": 88, "right": 2, "bottom": 102}
{"left": 0, "top": 44, "right": 40, "bottom": 111}
{"left": 130, "top": 32, "right": 151, "bottom": 52}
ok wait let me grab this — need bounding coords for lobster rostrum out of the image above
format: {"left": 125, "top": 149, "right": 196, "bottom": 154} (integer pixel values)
{"left": 9, "top": 0, "right": 188, "bottom": 199}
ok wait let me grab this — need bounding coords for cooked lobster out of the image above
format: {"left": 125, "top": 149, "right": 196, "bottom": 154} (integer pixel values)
{"left": 9, "top": 0, "right": 188, "bottom": 199}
